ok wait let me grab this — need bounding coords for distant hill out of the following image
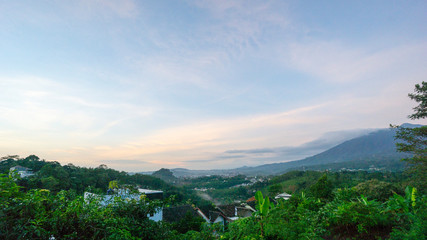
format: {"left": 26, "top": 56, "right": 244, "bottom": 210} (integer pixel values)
{"left": 152, "top": 168, "right": 178, "bottom": 182}
{"left": 232, "top": 127, "right": 411, "bottom": 175}
{"left": 165, "top": 124, "right": 421, "bottom": 177}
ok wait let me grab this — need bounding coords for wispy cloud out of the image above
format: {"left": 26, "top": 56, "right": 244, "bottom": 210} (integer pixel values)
{"left": 127, "top": 0, "right": 290, "bottom": 90}
{"left": 59, "top": 0, "right": 139, "bottom": 19}
{"left": 191, "top": 0, "right": 289, "bottom": 49}
{"left": 286, "top": 41, "right": 427, "bottom": 83}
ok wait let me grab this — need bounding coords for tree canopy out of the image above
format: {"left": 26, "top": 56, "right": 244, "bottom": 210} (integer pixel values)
{"left": 394, "top": 81, "right": 427, "bottom": 191}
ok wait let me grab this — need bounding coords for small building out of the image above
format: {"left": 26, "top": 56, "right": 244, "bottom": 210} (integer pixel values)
{"left": 275, "top": 192, "right": 292, "bottom": 200}
{"left": 215, "top": 203, "right": 255, "bottom": 222}
{"left": 10, "top": 165, "right": 34, "bottom": 178}
{"left": 208, "top": 210, "right": 228, "bottom": 225}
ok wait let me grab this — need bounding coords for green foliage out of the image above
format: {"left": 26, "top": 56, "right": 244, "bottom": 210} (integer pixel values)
{"left": 308, "top": 174, "right": 333, "bottom": 200}
{"left": 178, "top": 223, "right": 223, "bottom": 240}
{"left": 323, "top": 195, "right": 391, "bottom": 238}
{"left": 2, "top": 153, "right": 425, "bottom": 240}
{"left": 393, "top": 81, "right": 427, "bottom": 192}
{"left": 387, "top": 187, "right": 427, "bottom": 239}
{"left": 206, "top": 186, "right": 251, "bottom": 204}
{"left": 221, "top": 172, "right": 425, "bottom": 240}
{"left": 1, "top": 155, "right": 210, "bottom": 207}
{"left": 152, "top": 168, "right": 177, "bottom": 182}
{"left": 0, "top": 173, "right": 175, "bottom": 239}
{"left": 108, "top": 180, "right": 119, "bottom": 190}
{"left": 267, "top": 183, "right": 282, "bottom": 196}
{"left": 183, "top": 175, "right": 250, "bottom": 190}
{"left": 395, "top": 125, "right": 427, "bottom": 191}
{"left": 254, "top": 191, "right": 272, "bottom": 238}
{"left": 224, "top": 217, "right": 260, "bottom": 239}
{"left": 353, "top": 179, "right": 399, "bottom": 201}
{"left": 267, "top": 170, "right": 407, "bottom": 198}
{"left": 408, "top": 81, "right": 427, "bottom": 120}
{"left": 170, "top": 211, "right": 205, "bottom": 234}
{"left": 254, "top": 191, "right": 271, "bottom": 217}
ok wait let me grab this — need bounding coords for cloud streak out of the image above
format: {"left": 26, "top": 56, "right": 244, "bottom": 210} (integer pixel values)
{"left": 286, "top": 42, "right": 427, "bottom": 84}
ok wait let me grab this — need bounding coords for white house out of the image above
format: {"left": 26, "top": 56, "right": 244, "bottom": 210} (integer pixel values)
{"left": 10, "top": 165, "right": 34, "bottom": 178}
{"left": 275, "top": 192, "right": 292, "bottom": 200}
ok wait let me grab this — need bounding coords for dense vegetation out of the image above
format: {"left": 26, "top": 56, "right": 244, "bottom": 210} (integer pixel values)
{"left": 393, "top": 81, "right": 427, "bottom": 191}
{"left": 223, "top": 186, "right": 426, "bottom": 239}
{"left": 2, "top": 168, "right": 425, "bottom": 239}
{"left": 0, "top": 155, "right": 211, "bottom": 207}
{"left": 0, "top": 174, "right": 176, "bottom": 239}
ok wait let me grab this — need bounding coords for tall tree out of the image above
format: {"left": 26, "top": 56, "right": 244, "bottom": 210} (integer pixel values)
{"left": 394, "top": 81, "right": 426, "bottom": 191}
{"left": 408, "top": 82, "right": 427, "bottom": 120}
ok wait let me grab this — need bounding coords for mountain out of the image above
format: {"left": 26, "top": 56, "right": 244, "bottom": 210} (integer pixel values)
{"left": 237, "top": 128, "right": 409, "bottom": 175}
{"left": 165, "top": 124, "right": 421, "bottom": 177}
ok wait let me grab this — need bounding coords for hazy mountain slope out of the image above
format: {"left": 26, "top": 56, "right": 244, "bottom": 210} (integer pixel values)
{"left": 295, "top": 128, "right": 402, "bottom": 165}
{"left": 235, "top": 128, "right": 410, "bottom": 175}
{"left": 145, "top": 124, "right": 421, "bottom": 177}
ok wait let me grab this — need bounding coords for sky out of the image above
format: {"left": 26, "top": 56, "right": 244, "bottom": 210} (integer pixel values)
{"left": 0, "top": 0, "right": 426, "bottom": 171}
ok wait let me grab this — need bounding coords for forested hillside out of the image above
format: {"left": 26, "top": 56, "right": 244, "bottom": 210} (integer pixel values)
{"left": 1, "top": 164, "right": 425, "bottom": 239}
{"left": 0, "top": 155, "right": 209, "bottom": 205}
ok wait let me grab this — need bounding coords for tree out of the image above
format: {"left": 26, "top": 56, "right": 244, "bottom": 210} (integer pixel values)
{"left": 408, "top": 81, "right": 427, "bottom": 120}
{"left": 353, "top": 179, "right": 398, "bottom": 201}
{"left": 309, "top": 174, "right": 333, "bottom": 200}
{"left": 394, "top": 81, "right": 427, "bottom": 191}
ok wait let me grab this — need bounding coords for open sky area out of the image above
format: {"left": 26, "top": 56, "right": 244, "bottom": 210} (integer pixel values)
{"left": 1, "top": 0, "right": 426, "bottom": 171}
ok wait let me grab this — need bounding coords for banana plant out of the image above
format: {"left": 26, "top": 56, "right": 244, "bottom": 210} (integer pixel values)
{"left": 254, "top": 191, "right": 271, "bottom": 238}
{"left": 108, "top": 180, "right": 119, "bottom": 194}
{"left": 386, "top": 186, "right": 418, "bottom": 224}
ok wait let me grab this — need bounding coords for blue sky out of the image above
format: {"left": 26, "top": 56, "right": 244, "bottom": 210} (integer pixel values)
{"left": 0, "top": 0, "right": 426, "bottom": 171}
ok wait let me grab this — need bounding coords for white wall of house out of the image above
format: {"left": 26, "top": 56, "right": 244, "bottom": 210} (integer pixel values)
{"left": 213, "top": 216, "right": 225, "bottom": 225}
{"left": 149, "top": 208, "right": 163, "bottom": 222}
{"left": 18, "top": 171, "right": 34, "bottom": 178}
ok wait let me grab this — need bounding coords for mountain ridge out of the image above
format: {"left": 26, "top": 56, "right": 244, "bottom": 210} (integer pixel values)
{"left": 141, "top": 124, "right": 421, "bottom": 177}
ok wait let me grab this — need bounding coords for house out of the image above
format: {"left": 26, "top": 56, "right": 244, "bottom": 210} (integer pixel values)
{"left": 162, "top": 205, "right": 209, "bottom": 223}
{"left": 10, "top": 165, "right": 34, "bottom": 178}
{"left": 246, "top": 196, "right": 257, "bottom": 211}
{"left": 84, "top": 188, "right": 164, "bottom": 222}
{"left": 236, "top": 207, "right": 254, "bottom": 218}
{"left": 275, "top": 192, "right": 292, "bottom": 200}
{"left": 208, "top": 210, "right": 228, "bottom": 225}
{"left": 215, "top": 203, "right": 256, "bottom": 222}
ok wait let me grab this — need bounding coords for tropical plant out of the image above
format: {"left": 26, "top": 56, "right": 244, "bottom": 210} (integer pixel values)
{"left": 254, "top": 190, "right": 272, "bottom": 238}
